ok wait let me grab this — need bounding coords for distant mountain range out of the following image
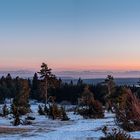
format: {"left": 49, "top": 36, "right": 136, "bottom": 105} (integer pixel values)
{"left": 55, "top": 70, "right": 140, "bottom": 79}
{"left": 0, "top": 70, "right": 140, "bottom": 79}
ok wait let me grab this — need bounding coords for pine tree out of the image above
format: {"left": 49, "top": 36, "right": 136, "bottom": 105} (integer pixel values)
{"left": 77, "top": 86, "right": 104, "bottom": 118}
{"left": 77, "top": 78, "right": 83, "bottom": 86}
{"left": 31, "top": 73, "right": 39, "bottom": 99}
{"left": 104, "top": 75, "right": 116, "bottom": 112}
{"left": 38, "top": 62, "right": 59, "bottom": 104}
{"left": 105, "top": 75, "right": 116, "bottom": 95}
{"left": 2, "top": 104, "right": 9, "bottom": 117}
{"left": 6, "top": 73, "right": 12, "bottom": 81}
{"left": 32, "top": 73, "right": 38, "bottom": 90}
{"left": 13, "top": 79, "right": 30, "bottom": 115}
{"left": 115, "top": 88, "right": 140, "bottom": 131}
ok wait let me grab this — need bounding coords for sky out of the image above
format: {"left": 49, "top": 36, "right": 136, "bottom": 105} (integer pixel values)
{"left": 0, "top": 0, "right": 140, "bottom": 71}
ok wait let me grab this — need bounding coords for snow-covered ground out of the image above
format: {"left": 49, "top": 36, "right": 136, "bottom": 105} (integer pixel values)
{"left": 0, "top": 104, "right": 139, "bottom": 140}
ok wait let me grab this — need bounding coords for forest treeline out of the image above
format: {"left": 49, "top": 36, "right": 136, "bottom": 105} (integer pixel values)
{"left": 0, "top": 63, "right": 140, "bottom": 105}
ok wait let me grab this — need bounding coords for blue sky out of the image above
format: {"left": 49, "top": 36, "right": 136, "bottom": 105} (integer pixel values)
{"left": 0, "top": 0, "right": 140, "bottom": 71}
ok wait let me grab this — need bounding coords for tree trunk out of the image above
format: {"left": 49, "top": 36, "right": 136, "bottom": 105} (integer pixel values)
{"left": 45, "top": 79, "right": 48, "bottom": 105}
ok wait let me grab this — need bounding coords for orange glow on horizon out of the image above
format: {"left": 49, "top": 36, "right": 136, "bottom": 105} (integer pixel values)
{"left": 0, "top": 59, "right": 140, "bottom": 71}
{"left": 0, "top": 64, "right": 139, "bottom": 71}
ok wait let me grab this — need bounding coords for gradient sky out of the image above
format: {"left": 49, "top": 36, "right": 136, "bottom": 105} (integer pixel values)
{"left": 0, "top": 0, "right": 140, "bottom": 71}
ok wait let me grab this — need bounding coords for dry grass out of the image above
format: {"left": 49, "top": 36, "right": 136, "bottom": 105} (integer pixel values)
{"left": 0, "top": 127, "right": 31, "bottom": 134}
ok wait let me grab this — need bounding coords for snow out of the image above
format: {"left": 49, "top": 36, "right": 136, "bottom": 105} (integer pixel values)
{"left": 130, "top": 132, "right": 140, "bottom": 139}
{"left": 0, "top": 104, "right": 139, "bottom": 140}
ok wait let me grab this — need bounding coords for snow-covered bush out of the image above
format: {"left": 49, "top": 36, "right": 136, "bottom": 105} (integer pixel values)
{"left": 38, "top": 105, "right": 46, "bottom": 115}
{"left": 101, "top": 128, "right": 133, "bottom": 140}
{"left": 38, "top": 103, "right": 69, "bottom": 121}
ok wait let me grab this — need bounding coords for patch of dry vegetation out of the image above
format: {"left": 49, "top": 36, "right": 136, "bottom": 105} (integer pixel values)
{"left": 115, "top": 88, "right": 140, "bottom": 131}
